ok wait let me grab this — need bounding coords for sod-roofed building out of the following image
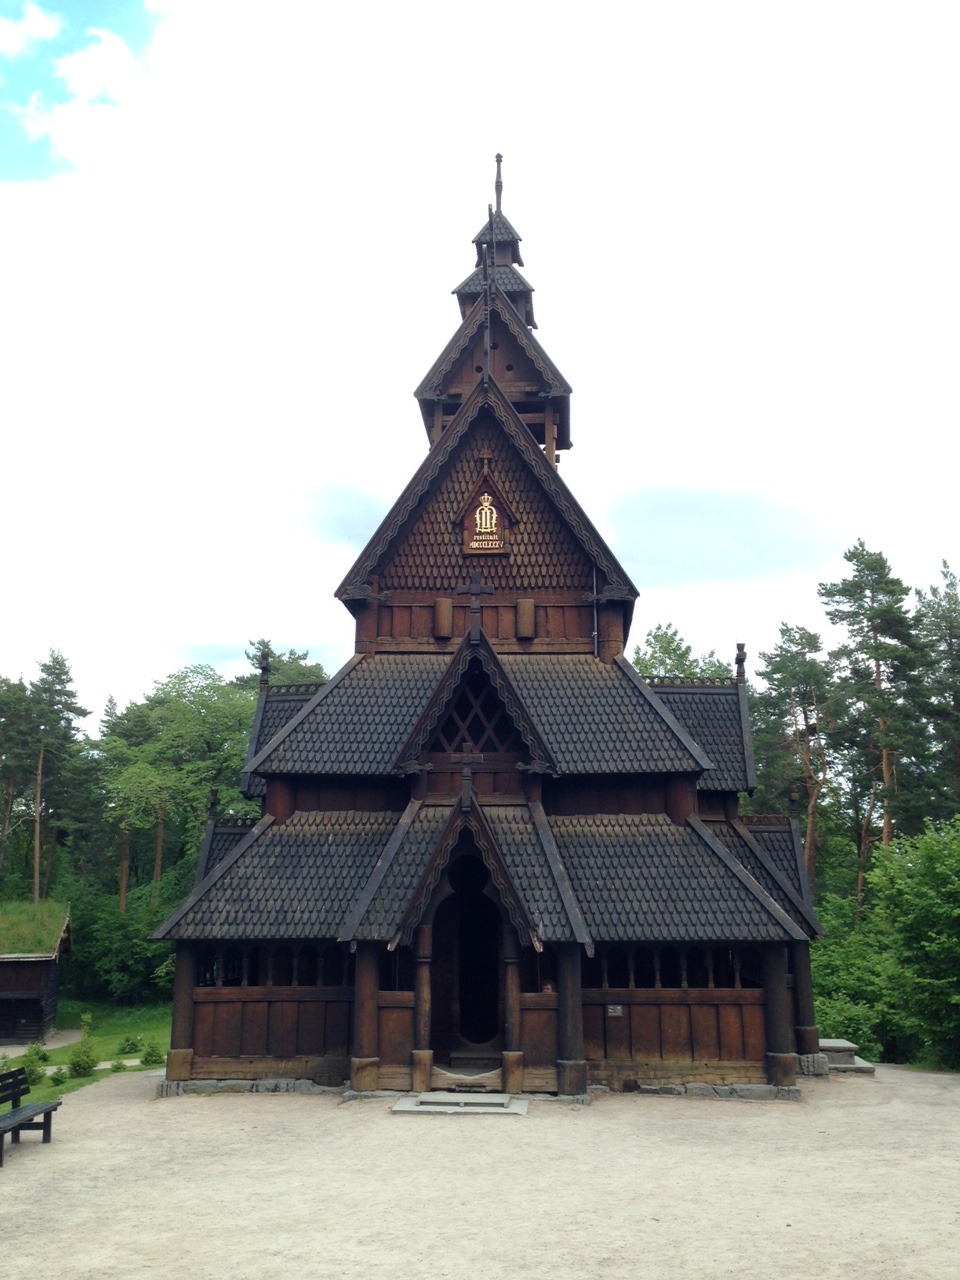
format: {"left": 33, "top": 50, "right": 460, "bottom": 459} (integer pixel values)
{"left": 155, "top": 161, "right": 820, "bottom": 1094}
{"left": 0, "top": 902, "right": 70, "bottom": 1043}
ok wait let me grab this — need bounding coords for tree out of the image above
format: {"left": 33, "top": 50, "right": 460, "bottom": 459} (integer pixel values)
{"left": 99, "top": 665, "right": 259, "bottom": 907}
{"left": 914, "top": 562, "right": 960, "bottom": 819}
{"left": 0, "top": 677, "right": 34, "bottom": 884}
{"left": 232, "top": 639, "right": 328, "bottom": 690}
{"left": 753, "top": 626, "right": 837, "bottom": 892}
{"left": 27, "top": 653, "right": 88, "bottom": 902}
{"left": 818, "top": 543, "right": 923, "bottom": 912}
{"left": 869, "top": 818, "right": 960, "bottom": 1068}
{"left": 632, "top": 624, "right": 730, "bottom": 681}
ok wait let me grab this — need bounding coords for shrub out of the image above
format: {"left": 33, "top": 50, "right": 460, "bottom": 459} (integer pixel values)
{"left": 68, "top": 1038, "right": 98, "bottom": 1078}
{"left": 116, "top": 1034, "right": 143, "bottom": 1055}
{"left": 21, "top": 1043, "right": 48, "bottom": 1086}
{"left": 111, "top": 1059, "right": 127, "bottom": 1073}
{"left": 140, "top": 1039, "right": 164, "bottom": 1067}
{"left": 50, "top": 1066, "right": 68, "bottom": 1087}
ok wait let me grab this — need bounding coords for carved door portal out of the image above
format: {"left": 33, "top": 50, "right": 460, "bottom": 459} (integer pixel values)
{"left": 430, "top": 848, "right": 502, "bottom": 1060}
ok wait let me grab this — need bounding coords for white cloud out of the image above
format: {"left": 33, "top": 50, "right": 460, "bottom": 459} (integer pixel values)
{"left": 1, "top": 1, "right": 959, "bottom": 724}
{"left": 0, "top": 2, "right": 60, "bottom": 58}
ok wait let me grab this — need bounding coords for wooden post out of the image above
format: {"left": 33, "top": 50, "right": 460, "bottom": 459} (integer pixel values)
{"left": 166, "top": 943, "right": 196, "bottom": 1081}
{"left": 597, "top": 604, "right": 624, "bottom": 664}
{"left": 556, "top": 942, "right": 587, "bottom": 1096}
{"left": 762, "top": 943, "right": 797, "bottom": 1085}
{"left": 414, "top": 925, "right": 432, "bottom": 1050}
{"left": 790, "top": 940, "right": 820, "bottom": 1055}
{"left": 350, "top": 941, "right": 380, "bottom": 1091}
{"left": 503, "top": 926, "right": 521, "bottom": 1051}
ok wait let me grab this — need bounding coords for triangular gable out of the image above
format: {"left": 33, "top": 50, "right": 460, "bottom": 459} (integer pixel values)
{"left": 393, "top": 630, "right": 558, "bottom": 773}
{"left": 414, "top": 290, "right": 571, "bottom": 404}
{"left": 337, "top": 378, "right": 636, "bottom": 607}
{"left": 387, "top": 798, "right": 540, "bottom": 950}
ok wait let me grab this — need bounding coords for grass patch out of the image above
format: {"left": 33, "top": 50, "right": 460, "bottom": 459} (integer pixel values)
{"left": 0, "top": 900, "right": 69, "bottom": 954}
{"left": 3, "top": 1002, "right": 172, "bottom": 1103}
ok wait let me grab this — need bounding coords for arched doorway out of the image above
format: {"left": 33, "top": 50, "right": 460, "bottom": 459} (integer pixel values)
{"left": 429, "top": 845, "right": 502, "bottom": 1061}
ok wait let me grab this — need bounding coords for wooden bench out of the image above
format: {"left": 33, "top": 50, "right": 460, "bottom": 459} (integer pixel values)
{"left": 0, "top": 1066, "right": 62, "bottom": 1167}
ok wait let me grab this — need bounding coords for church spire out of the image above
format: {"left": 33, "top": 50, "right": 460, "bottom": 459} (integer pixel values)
{"left": 453, "top": 154, "right": 536, "bottom": 328}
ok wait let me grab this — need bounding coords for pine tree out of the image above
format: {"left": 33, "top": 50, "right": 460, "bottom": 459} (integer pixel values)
{"left": 818, "top": 543, "right": 923, "bottom": 911}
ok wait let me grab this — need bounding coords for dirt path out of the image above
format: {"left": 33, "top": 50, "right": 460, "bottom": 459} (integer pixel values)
{"left": 2, "top": 1065, "right": 958, "bottom": 1280}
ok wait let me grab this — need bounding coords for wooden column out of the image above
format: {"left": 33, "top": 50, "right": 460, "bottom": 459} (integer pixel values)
{"left": 350, "top": 942, "right": 380, "bottom": 1091}
{"left": 166, "top": 943, "right": 196, "bottom": 1081}
{"left": 790, "top": 940, "right": 820, "bottom": 1055}
{"left": 412, "top": 925, "right": 434, "bottom": 1090}
{"left": 502, "top": 927, "right": 524, "bottom": 1093}
{"left": 762, "top": 942, "right": 797, "bottom": 1085}
{"left": 556, "top": 942, "right": 587, "bottom": 1096}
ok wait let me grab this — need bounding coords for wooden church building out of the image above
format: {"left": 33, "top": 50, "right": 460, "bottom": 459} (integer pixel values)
{"left": 155, "top": 161, "right": 820, "bottom": 1095}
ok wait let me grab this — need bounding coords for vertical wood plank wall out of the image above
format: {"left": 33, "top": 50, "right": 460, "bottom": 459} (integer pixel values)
{"left": 581, "top": 988, "right": 767, "bottom": 1065}
{"left": 190, "top": 987, "right": 352, "bottom": 1080}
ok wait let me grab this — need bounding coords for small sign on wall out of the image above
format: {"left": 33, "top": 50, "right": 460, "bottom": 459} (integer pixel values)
{"left": 607, "top": 1005, "right": 623, "bottom": 1018}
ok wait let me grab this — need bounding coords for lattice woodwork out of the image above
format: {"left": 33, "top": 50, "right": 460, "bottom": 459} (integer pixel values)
{"left": 428, "top": 664, "right": 522, "bottom": 753}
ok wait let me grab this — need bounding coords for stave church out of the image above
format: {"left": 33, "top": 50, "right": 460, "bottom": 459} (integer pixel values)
{"left": 154, "top": 159, "right": 820, "bottom": 1095}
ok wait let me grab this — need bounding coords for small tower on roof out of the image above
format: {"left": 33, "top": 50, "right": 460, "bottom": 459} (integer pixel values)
{"left": 455, "top": 155, "right": 536, "bottom": 328}
{"left": 416, "top": 155, "right": 571, "bottom": 464}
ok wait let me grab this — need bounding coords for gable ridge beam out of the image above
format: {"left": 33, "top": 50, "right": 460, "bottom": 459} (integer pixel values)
{"left": 686, "top": 815, "right": 808, "bottom": 941}
{"left": 528, "top": 801, "right": 594, "bottom": 955}
{"left": 738, "top": 680, "right": 758, "bottom": 790}
{"left": 729, "top": 818, "right": 822, "bottom": 935}
{"left": 337, "top": 798, "right": 424, "bottom": 942}
{"left": 613, "top": 656, "right": 715, "bottom": 773}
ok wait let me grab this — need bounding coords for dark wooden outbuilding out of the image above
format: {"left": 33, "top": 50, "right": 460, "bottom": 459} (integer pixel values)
{"left": 155, "top": 160, "right": 820, "bottom": 1094}
{"left": 0, "top": 907, "right": 70, "bottom": 1043}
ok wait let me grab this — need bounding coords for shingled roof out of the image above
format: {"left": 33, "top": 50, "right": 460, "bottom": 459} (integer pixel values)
{"left": 653, "top": 681, "right": 756, "bottom": 792}
{"left": 338, "top": 378, "right": 637, "bottom": 612}
{"left": 243, "top": 683, "right": 324, "bottom": 798}
{"left": 550, "top": 812, "right": 806, "bottom": 943}
{"left": 154, "top": 810, "right": 402, "bottom": 941}
{"left": 500, "top": 654, "right": 710, "bottom": 775}
{"left": 702, "top": 818, "right": 820, "bottom": 935}
{"left": 740, "top": 816, "right": 813, "bottom": 911}
{"left": 453, "top": 264, "right": 534, "bottom": 297}
{"left": 245, "top": 654, "right": 450, "bottom": 779}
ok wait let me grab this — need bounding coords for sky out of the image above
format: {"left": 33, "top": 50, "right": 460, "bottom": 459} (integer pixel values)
{"left": 1, "top": 0, "right": 958, "bottom": 727}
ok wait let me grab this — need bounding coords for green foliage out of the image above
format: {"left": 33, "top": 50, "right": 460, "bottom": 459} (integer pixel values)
{"left": 110, "top": 1059, "right": 127, "bottom": 1072}
{"left": 140, "top": 1039, "right": 164, "bottom": 1066}
{"left": 116, "top": 1033, "right": 143, "bottom": 1055}
{"left": 68, "top": 1038, "right": 98, "bottom": 1078}
{"left": 233, "top": 639, "right": 329, "bottom": 690}
{"left": 49, "top": 1065, "right": 67, "bottom": 1087}
{"left": 21, "top": 1042, "right": 49, "bottom": 1086}
{"left": 632, "top": 624, "right": 730, "bottom": 681}
{"left": 869, "top": 818, "right": 960, "bottom": 1068}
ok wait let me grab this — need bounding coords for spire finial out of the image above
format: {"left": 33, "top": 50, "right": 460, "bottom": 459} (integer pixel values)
{"left": 495, "top": 153, "right": 503, "bottom": 213}
{"left": 735, "top": 643, "right": 746, "bottom": 682}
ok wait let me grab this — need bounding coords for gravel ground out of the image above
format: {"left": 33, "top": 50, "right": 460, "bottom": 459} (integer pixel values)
{"left": 2, "top": 1064, "right": 958, "bottom": 1280}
